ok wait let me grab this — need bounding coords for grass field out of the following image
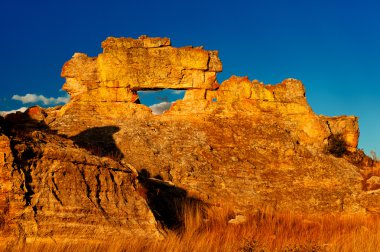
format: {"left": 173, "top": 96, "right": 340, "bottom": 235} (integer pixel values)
{"left": 4, "top": 203, "right": 379, "bottom": 252}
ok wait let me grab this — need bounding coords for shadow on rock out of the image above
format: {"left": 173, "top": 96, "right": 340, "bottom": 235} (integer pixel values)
{"left": 1, "top": 106, "right": 52, "bottom": 134}
{"left": 1, "top": 107, "right": 125, "bottom": 162}
{"left": 138, "top": 169, "right": 207, "bottom": 230}
{"left": 70, "top": 126, "right": 124, "bottom": 161}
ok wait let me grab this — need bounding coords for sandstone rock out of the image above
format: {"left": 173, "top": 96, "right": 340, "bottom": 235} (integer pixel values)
{"left": 319, "top": 115, "right": 359, "bottom": 151}
{"left": 228, "top": 214, "right": 247, "bottom": 225}
{"left": 48, "top": 37, "right": 366, "bottom": 219}
{"left": 366, "top": 176, "right": 380, "bottom": 191}
{"left": 170, "top": 75, "right": 330, "bottom": 149}
{"left": 58, "top": 36, "right": 222, "bottom": 121}
{"left": 0, "top": 129, "right": 160, "bottom": 244}
{"left": 0, "top": 135, "right": 12, "bottom": 166}
{"left": 61, "top": 53, "right": 98, "bottom": 99}
{"left": 358, "top": 189, "right": 380, "bottom": 213}
{"left": 101, "top": 35, "right": 171, "bottom": 51}
{"left": 0, "top": 36, "right": 376, "bottom": 244}
{"left": 25, "top": 106, "right": 47, "bottom": 121}
{"left": 61, "top": 36, "right": 221, "bottom": 94}
{"left": 0, "top": 134, "right": 25, "bottom": 235}
{"left": 106, "top": 117, "right": 364, "bottom": 214}
{"left": 3, "top": 106, "right": 48, "bottom": 129}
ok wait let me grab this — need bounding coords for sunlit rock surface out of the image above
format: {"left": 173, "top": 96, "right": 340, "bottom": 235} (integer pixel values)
{"left": 0, "top": 36, "right": 378, "bottom": 245}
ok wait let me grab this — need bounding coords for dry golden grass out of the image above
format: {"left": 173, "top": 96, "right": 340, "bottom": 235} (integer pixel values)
{"left": 3, "top": 204, "right": 380, "bottom": 252}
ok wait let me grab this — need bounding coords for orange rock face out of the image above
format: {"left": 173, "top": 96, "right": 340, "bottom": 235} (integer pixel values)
{"left": 61, "top": 36, "right": 222, "bottom": 101}
{"left": 0, "top": 127, "right": 160, "bottom": 244}
{"left": 319, "top": 115, "right": 359, "bottom": 151}
{"left": 170, "top": 76, "right": 358, "bottom": 151}
{"left": 58, "top": 35, "right": 222, "bottom": 122}
{"left": 0, "top": 36, "right": 376, "bottom": 245}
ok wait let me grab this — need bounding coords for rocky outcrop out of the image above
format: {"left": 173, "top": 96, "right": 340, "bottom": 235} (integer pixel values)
{"left": 0, "top": 134, "right": 25, "bottom": 233}
{"left": 49, "top": 36, "right": 368, "bottom": 216}
{"left": 49, "top": 36, "right": 366, "bottom": 215}
{"left": 319, "top": 115, "right": 359, "bottom": 151}
{"left": 366, "top": 176, "right": 380, "bottom": 190}
{"left": 51, "top": 36, "right": 224, "bottom": 134}
{"left": 58, "top": 35, "right": 222, "bottom": 120}
{"left": 171, "top": 76, "right": 329, "bottom": 149}
{"left": 0, "top": 36, "right": 376, "bottom": 244}
{"left": 55, "top": 36, "right": 358, "bottom": 151}
{"left": 0, "top": 122, "right": 160, "bottom": 245}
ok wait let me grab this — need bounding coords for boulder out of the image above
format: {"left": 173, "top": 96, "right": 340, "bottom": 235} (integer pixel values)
{"left": 367, "top": 176, "right": 380, "bottom": 191}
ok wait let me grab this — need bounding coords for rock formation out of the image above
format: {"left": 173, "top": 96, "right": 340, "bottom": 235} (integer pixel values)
{"left": 58, "top": 35, "right": 222, "bottom": 122}
{"left": 0, "top": 114, "right": 160, "bottom": 245}
{"left": 0, "top": 36, "right": 378, "bottom": 245}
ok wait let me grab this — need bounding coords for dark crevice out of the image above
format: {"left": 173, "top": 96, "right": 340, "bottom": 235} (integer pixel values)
{"left": 137, "top": 169, "right": 206, "bottom": 231}
{"left": 326, "top": 120, "right": 332, "bottom": 135}
{"left": 8, "top": 140, "right": 35, "bottom": 207}
{"left": 108, "top": 167, "right": 134, "bottom": 173}
{"left": 51, "top": 172, "right": 59, "bottom": 191}
{"left": 79, "top": 168, "right": 95, "bottom": 206}
{"left": 20, "top": 168, "right": 34, "bottom": 207}
{"left": 78, "top": 167, "right": 108, "bottom": 218}
{"left": 51, "top": 172, "right": 63, "bottom": 206}
{"left": 108, "top": 170, "right": 118, "bottom": 195}
{"left": 95, "top": 173, "right": 108, "bottom": 217}
{"left": 32, "top": 206, "right": 38, "bottom": 217}
{"left": 51, "top": 189, "right": 63, "bottom": 206}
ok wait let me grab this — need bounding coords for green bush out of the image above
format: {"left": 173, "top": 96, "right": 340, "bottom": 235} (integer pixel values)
{"left": 327, "top": 134, "right": 347, "bottom": 157}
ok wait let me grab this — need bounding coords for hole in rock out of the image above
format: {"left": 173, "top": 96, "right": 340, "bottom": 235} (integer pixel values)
{"left": 137, "top": 89, "right": 185, "bottom": 115}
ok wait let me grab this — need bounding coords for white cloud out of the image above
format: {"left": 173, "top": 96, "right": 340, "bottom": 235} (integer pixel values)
{"left": 171, "top": 90, "right": 185, "bottom": 95}
{"left": 12, "top": 93, "right": 70, "bottom": 105}
{"left": 149, "top": 101, "right": 173, "bottom": 115}
{"left": 0, "top": 107, "right": 28, "bottom": 117}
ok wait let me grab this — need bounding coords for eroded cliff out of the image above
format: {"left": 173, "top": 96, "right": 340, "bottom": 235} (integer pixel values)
{"left": 0, "top": 36, "right": 378, "bottom": 245}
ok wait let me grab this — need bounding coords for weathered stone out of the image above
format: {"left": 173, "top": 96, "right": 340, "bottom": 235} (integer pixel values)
{"left": 0, "top": 135, "right": 12, "bottom": 166}
{"left": 0, "top": 36, "right": 376, "bottom": 245}
{"left": 367, "top": 176, "right": 380, "bottom": 191}
{"left": 62, "top": 53, "right": 98, "bottom": 98}
{"left": 0, "top": 129, "right": 160, "bottom": 243}
{"left": 319, "top": 115, "right": 359, "bottom": 151}
{"left": 59, "top": 36, "right": 222, "bottom": 120}
{"left": 170, "top": 76, "right": 330, "bottom": 149}
{"left": 62, "top": 36, "right": 221, "bottom": 93}
{"left": 0, "top": 134, "right": 25, "bottom": 234}
{"left": 228, "top": 215, "right": 247, "bottom": 225}
{"left": 358, "top": 189, "right": 380, "bottom": 213}
{"left": 25, "top": 106, "right": 47, "bottom": 121}
{"left": 101, "top": 35, "right": 171, "bottom": 51}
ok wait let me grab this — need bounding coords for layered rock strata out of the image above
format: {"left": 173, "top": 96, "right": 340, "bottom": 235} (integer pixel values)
{"left": 1, "top": 36, "right": 378, "bottom": 245}
{"left": 48, "top": 37, "right": 368, "bottom": 215}
{"left": 0, "top": 112, "right": 160, "bottom": 245}
{"left": 58, "top": 35, "right": 222, "bottom": 119}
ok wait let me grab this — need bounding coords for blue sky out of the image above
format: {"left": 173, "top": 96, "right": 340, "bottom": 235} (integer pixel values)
{"left": 0, "top": 0, "right": 379, "bottom": 154}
